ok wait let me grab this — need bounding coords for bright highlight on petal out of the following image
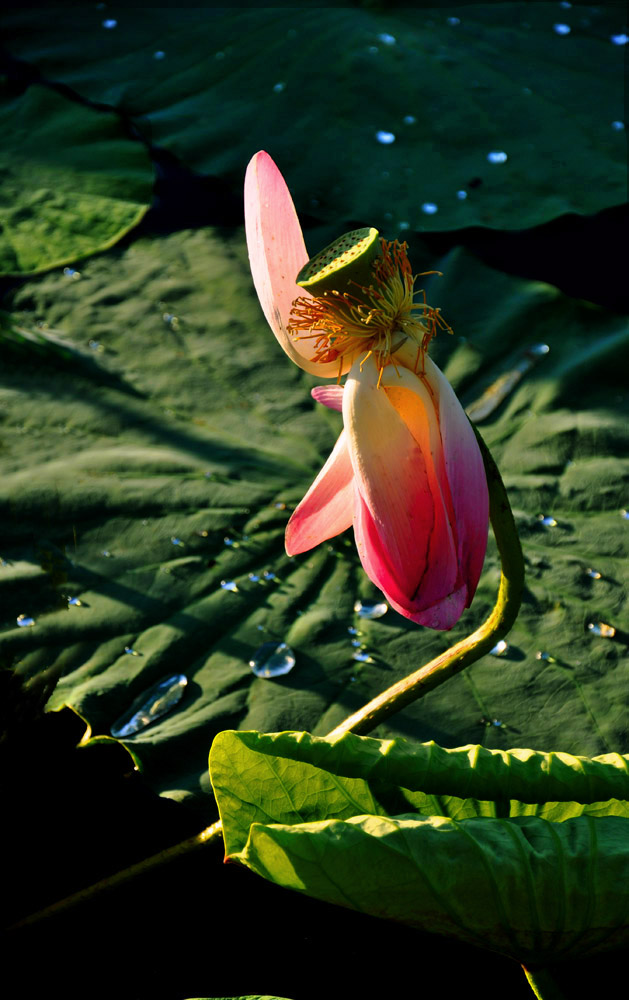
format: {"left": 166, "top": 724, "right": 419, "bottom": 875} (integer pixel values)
{"left": 244, "top": 151, "right": 344, "bottom": 378}
{"left": 245, "top": 151, "right": 489, "bottom": 630}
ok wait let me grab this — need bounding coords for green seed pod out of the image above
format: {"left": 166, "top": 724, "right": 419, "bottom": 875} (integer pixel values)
{"left": 296, "top": 227, "right": 381, "bottom": 297}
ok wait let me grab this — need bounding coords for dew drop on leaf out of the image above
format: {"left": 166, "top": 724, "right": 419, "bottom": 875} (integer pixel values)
{"left": 249, "top": 641, "right": 296, "bottom": 678}
{"left": 490, "top": 640, "right": 508, "bottom": 656}
{"left": 587, "top": 621, "right": 616, "bottom": 638}
{"left": 354, "top": 599, "right": 388, "bottom": 619}
{"left": 110, "top": 674, "right": 187, "bottom": 738}
{"left": 537, "top": 514, "right": 558, "bottom": 527}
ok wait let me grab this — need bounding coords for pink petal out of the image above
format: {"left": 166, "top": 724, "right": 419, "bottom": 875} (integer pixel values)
{"left": 424, "top": 357, "right": 489, "bottom": 604}
{"left": 354, "top": 489, "right": 467, "bottom": 629}
{"left": 343, "top": 356, "right": 457, "bottom": 604}
{"left": 285, "top": 430, "right": 354, "bottom": 556}
{"left": 381, "top": 367, "right": 459, "bottom": 605}
{"left": 244, "top": 151, "right": 340, "bottom": 378}
{"left": 311, "top": 385, "right": 344, "bottom": 412}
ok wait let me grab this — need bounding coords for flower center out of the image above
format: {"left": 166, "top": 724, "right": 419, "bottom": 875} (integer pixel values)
{"left": 289, "top": 233, "right": 452, "bottom": 382}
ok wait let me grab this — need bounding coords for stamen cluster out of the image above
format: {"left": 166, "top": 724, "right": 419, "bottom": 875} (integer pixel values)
{"left": 289, "top": 239, "right": 452, "bottom": 382}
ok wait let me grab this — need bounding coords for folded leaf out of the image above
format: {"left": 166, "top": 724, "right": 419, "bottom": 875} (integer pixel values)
{"left": 210, "top": 730, "right": 629, "bottom": 964}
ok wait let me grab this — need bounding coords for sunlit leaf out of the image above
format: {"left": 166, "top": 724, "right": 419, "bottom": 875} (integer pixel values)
{"left": 0, "top": 83, "right": 153, "bottom": 275}
{"left": 1, "top": 233, "right": 627, "bottom": 813}
{"left": 210, "top": 728, "right": 629, "bottom": 965}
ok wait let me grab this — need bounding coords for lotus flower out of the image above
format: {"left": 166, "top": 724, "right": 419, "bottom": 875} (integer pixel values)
{"left": 245, "top": 151, "right": 488, "bottom": 629}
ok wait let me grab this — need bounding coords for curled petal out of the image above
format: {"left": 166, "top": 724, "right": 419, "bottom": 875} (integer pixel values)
{"left": 354, "top": 489, "right": 467, "bottom": 629}
{"left": 381, "top": 365, "right": 459, "bottom": 606}
{"left": 343, "top": 356, "right": 441, "bottom": 604}
{"left": 245, "top": 152, "right": 340, "bottom": 378}
{"left": 285, "top": 430, "right": 354, "bottom": 556}
{"left": 311, "top": 385, "right": 344, "bottom": 412}
{"left": 423, "top": 356, "right": 489, "bottom": 604}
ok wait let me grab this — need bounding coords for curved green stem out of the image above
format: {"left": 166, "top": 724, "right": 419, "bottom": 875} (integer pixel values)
{"left": 9, "top": 821, "right": 223, "bottom": 931}
{"left": 522, "top": 965, "right": 567, "bottom": 1000}
{"left": 326, "top": 425, "right": 524, "bottom": 738}
{"left": 9, "top": 426, "right": 522, "bottom": 930}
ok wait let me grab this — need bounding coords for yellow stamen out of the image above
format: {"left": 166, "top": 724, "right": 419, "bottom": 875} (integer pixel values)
{"left": 289, "top": 239, "right": 452, "bottom": 382}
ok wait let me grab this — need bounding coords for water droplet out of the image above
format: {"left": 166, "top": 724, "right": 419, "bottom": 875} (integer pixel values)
{"left": 353, "top": 650, "right": 374, "bottom": 663}
{"left": 220, "top": 580, "right": 238, "bottom": 592}
{"left": 263, "top": 570, "right": 277, "bottom": 581}
{"left": 421, "top": 202, "right": 438, "bottom": 214}
{"left": 586, "top": 568, "right": 602, "bottom": 580}
{"left": 368, "top": 45, "right": 379, "bottom": 54}
{"left": 611, "top": 33, "right": 629, "bottom": 45}
{"left": 529, "top": 343, "right": 550, "bottom": 356}
{"left": 249, "top": 641, "right": 296, "bottom": 678}
{"left": 171, "top": 537, "right": 184, "bottom": 547}
{"left": 457, "top": 190, "right": 468, "bottom": 200}
{"left": 110, "top": 674, "right": 187, "bottom": 738}
{"left": 223, "top": 536, "right": 239, "bottom": 548}
{"left": 67, "top": 596, "right": 82, "bottom": 606}
{"left": 403, "top": 115, "right": 417, "bottom": 125}
{"left": 348, "top": 626, "right": 362, "bottom": 635}
{"left": 378, "top": 32, "right": 396, "bottom": 44}
{"left": 621, "top": 509, "right": 629, "bottom": 519}
{"left": 354, "top": 599, "right": 388, "bottom": 619}
{"left": 88, "top": 339, "right": 103, "bottom": 352}
{"left": 535, "top": 651, "right": 556, "bottom": 662}
{"left": 611, "top": 121, "right": 625, "bottom": 130}
{"left": 63, "top": 267, "right": 81, "bottom": 279}
{"left": 587, "top": 621, "right": 616, "bottom": 638}
{"left": 376, "top": 131, "right": 396, "bottom": 145}
{"left": 101, "top": 550, "right": 114, "bottom": 557}
{"left": 447, "top": 16, "right": 461, "bottom": 25}
{"left": 102, "top": 18, "right": 117, "bottom": 29}
{"left": 215, "top": 50, "right": 225, "bottom": 60}
{"left": 487, "top": 150, "right": 508, "bottom": 163}
{"left": 248, "top": 572, "right": 261, "bottom": 582}
{"left": 274, "top": 502, "right": 286, "bottom": 510}
{"left": 197, "top": 529, "right": 209, "bottom": 537}
{"left": 273, "top": 82, "right": 285, "bottom": 93}
{"left": 553, "top": 23, "right": 571, "bottom": 35}
{"left": 17, "top": 614, "right": 35, "bottom": 627}
{"left": 351, "top": 639, "right": 364, "bottom": 648}
{"left": 124, "top": 646, "right": 141, "bottom": 656}
{"left": 490, "top": 640, "right": 508, "bottom": 656}
{"left": 398, "top": 221, "right": 410, "bottom": 230}
{"left": 383, "top": 211, "right": 393, "bottom": 221}
{"left": 162, "top": 312, "right": 180, "bottom": 330}
{"left": 559, "top": 2, "right": 572, "bottom": 8}
{"left": 492, "top": 719, "right": 504, "bottom": 728}
{"left": 537, "top": 514, "right": 558, "bottom": 527}
{"left": 153, "top": 50, "right": 165, "bottom": 60}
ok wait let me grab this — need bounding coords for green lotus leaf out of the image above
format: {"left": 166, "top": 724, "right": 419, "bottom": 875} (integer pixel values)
{"left": 2, "top": 233, "right": 628, "bottom": 812}
{"left": 0, "top": 82, "right": 153, "bottom": 275}
{"left": 2, "top": 4, "right": 626, "bottom": 231}
{"left": 210, "top": 729, "right": 629, "bottom": 965}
